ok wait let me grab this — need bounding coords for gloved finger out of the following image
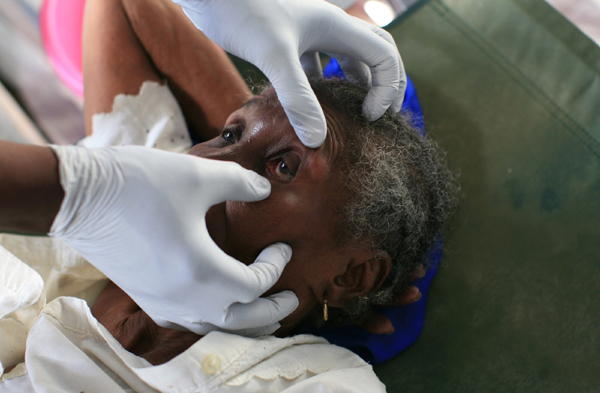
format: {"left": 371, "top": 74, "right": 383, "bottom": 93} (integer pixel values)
{"left": 224, "top": 323, "right": 281, "bottom": 337}
{"left": 320, "top": 18, "right": 402, "bottom": 121}
{"left": 221, "top": 290, "right": 299, "bottom": 330}
{"left": 242, "top": 243, "right": 292, "bottom": 300}
{"left": 328, "top": 53, "right": 371, "bottom": 86}
{"left": 188, "top": 321, "right": 218, "bottom": 336}
{"left": 356, "top": 19, "right": 406, "bottom": 114}
{"left": 181, "top": 320, "right": 280, "bottom": 337}
{"left": 204, "top": 242, "right": 291, "bottom": 303}
{"left": 196, "top": 158, "right": 271, "bottom": 206}
{"left": 261, "top": 51, "right": 326, "bottom": 148}
{"left": 391, "top": 93, "right": 404, "bottom": 114}
{"left": 300, "top": 52, "right": 322, "bottom": 77}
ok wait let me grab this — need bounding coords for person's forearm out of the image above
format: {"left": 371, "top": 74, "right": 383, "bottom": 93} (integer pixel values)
{"left": 0, "top": 141, "right": 64, "bottom": 234}
{"left": 120, "top": 0, "right": 251, "bottom": 139}
{"left": 82, "top": 0, "right": 250, "bottom": 139}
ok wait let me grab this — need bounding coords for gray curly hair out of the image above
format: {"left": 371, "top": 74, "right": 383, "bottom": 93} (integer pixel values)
{"left": 298, "top": 77, "right": 457, "bottom": 326}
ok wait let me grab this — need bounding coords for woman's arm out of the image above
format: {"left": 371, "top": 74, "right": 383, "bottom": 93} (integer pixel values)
{"left": 0, "top": 141, "right": 63, "bottom": 234}
{"left": 83, "top": 0, "right": 252, "bottom": 140}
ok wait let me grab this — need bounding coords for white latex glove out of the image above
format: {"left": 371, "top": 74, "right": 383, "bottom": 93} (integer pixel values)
{"left": 49, "top": 145, "right": 299, "bottom": 336}
{"left": 173, "top": 0, "right": 406, "bottom": 148}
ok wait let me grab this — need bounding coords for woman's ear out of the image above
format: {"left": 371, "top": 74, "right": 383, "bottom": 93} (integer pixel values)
{"left": 326, "top": 251, "right": 391, "bottom": 307}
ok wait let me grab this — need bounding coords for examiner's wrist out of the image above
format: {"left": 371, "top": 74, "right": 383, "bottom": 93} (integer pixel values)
{"left": 41, "top": 146, "right": 66, "bottom": 233}
{"left": 0, "top": 142, "right": 65, "bottom": 235}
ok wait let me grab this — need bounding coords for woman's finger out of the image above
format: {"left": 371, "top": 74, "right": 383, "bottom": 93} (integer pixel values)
{"left": 359, "top": 313, "right": 394, "bottom": 335}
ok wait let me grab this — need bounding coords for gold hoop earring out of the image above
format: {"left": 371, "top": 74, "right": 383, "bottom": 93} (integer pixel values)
{"left": 323, "top": 300, "right": 328, "bottom": 322}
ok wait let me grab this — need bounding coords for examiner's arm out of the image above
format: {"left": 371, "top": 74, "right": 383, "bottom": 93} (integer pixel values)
{"left": 0, "top": 141, "right": 63, "bottom": 234}
{"left": 0, "top": 140, "right": 298, "bottom": 336}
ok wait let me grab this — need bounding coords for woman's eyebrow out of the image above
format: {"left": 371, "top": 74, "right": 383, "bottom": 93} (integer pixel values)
{"left": 241, "top": 96, "right": 262, "bottom": 109}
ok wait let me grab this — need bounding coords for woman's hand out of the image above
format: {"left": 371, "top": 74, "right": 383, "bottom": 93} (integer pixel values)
{"left": 50, "top": 145, "right": 299, "bottom": 336}
{"left": 172, "top": 0, "right": 406, "bottom": 148}
{"left": 358, "top": 265, "right": 425, "bottom": 334}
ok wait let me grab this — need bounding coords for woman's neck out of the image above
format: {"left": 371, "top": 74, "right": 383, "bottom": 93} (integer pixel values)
{"left": 91, "top": 281, "right": 202, "bottom": 365}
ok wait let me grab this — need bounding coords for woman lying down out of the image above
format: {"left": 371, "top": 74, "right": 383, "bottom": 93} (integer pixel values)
{"left": 0, "top": 0, "right": 455, "bottom": 391}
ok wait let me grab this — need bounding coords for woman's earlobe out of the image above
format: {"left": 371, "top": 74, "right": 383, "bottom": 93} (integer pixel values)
{"left": 328, "top": 254, "right": 391, "bottom": 307}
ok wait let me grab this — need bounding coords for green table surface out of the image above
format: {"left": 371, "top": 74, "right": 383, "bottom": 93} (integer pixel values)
{"left": 376, "top": 0, "right": 600, "bottom": 391}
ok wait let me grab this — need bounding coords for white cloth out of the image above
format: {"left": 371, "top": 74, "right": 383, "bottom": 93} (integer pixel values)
{"left": 0, "top": 82, "right": 386, "bottom": 392}
{"left": 0, "top": 235, "right": 107, "bottom": 377}
{"left": 81, "top": 81, "right": 192, "bottom": 152}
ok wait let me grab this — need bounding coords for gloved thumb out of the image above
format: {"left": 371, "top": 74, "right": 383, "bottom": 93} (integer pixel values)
{"left": 197, "top": 159, "right": 271, "bottom": 206}
{"left": 263, "top": 54, "right": 326, "bottom": 148}
{"left": 247, "top": 243, "right": 293, "bottom": 293}
{"left": 183, "top": 291, "right": 296, "bottom": 336}
{"left": 221, "top": 291, "right": 299, "bottom": 331}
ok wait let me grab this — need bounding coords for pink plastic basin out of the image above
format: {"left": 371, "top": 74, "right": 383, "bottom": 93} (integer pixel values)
{"left": 40, "top": 0, "right": 86, "bottom": 97}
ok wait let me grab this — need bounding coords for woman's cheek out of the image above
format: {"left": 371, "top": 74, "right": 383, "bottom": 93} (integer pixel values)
{"left": 223, "top": 200, "right": 280, "bottom": 264}
{"left": 205, "top": 203, "right": 227, "bottom": 250}
{"left": 224, "top": 190, "right": 300, "bottom": 265}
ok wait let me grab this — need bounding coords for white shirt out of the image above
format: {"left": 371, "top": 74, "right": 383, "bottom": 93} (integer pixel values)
{"left": 0, "top": 82, "right": 386, "bottom": 392}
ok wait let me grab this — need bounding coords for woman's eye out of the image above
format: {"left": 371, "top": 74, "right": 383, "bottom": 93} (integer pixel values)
{"left": 277, "top": 160, "right": 291, "bottom": 176}
{"left": 266, "top": 157, "right": 296, "bottom": 181}
{"left": 222, "top": 130, "right": 236, "bottom": 143}
{"left": 221, "top": 124, "right": 242, "bottom": 144}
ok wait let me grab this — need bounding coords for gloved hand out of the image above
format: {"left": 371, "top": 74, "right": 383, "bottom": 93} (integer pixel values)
{"left": 173, "top": 0, "right": 406, "bottom": 148}
{"left": 49, "top": 145, "right": 299, "bottom": 336}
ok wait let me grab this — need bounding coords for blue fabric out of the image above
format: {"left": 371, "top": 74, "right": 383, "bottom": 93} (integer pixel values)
{"left": 305, "top": 58, "right": 438, "bottom": 365}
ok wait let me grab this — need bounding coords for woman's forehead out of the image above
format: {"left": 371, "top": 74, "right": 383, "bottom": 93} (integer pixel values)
{"left": 244, "top": 92, "right": 348, "bottom": 165}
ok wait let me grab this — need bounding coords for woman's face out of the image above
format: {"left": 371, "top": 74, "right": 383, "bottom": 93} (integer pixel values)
{"left": 187, "top": 92, "right": 354, "bottom": 329}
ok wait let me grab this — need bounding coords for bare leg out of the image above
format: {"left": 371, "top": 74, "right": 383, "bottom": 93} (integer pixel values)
{"left": 83, "top": 0, "right": 252, "bottom": 139}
